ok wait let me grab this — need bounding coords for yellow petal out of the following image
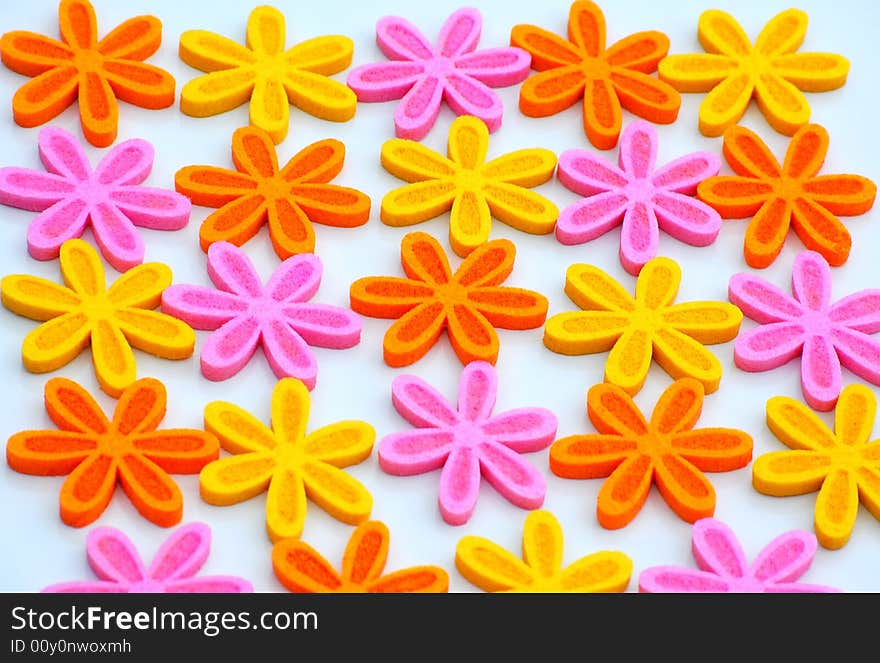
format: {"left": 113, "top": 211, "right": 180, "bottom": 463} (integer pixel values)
{"left": 481, "top": 148, "right": 557, "bottom": 187}
{"left": 250, "top": 75, "right": 290, "bottom": 144}
{"left": 90, "top": 318, "right": 137, "bottom": 397}
{"left": 659, "top": 301, "right": 743, "bottom": 343}
{"left": 447, "top": 115, "right": 488, "bottom": 170}
{"left": 482, "top": 181, "right": 558, "bottom": 235}
{"left": 814, "top": 468, "right": 858, "bottom": 549}
{"left": 271, "top": 377, "right": 311, "bottom": 448}
{"left": 697, "top": 10, "right": 753, "bottom": 56}
{"left": 1, "top": 275, "right": 80, "bottom": 320}
{"left": 204, "top": 401, "right": 277, "bottom": 454}
{"left": 21, "top": 311, "right": 91, "bottom": 373}
{"left": 635, "top": 257, "right": 680, "bottom": 310}
{"left": 179, "top": 30, "right": 259, "bottom": 72}
{"left": 752, "top": 449, "right": 833, "bottom": 496}
{"left": 754, "top": 72, "right": 811, "bottom": 136}
{"left": 834, "top": 384, "right": 877, "bottom": 447}
{"left": 449, "top": 190, "right": 491, "bottom": 257}
{"left": 246, "top": 5, "right": 286, "bottom": 57}
{"left": 543, "top": 311, "right": 629, "bottom": 355}
{"left": 266, "top": 465, "right": 307, "bottom": 542}
{"left": 282, "top": 68, "right": 356, "bottom": 122}
{"left": 770, "top": 53, "right": 850, "bottom": 92}
{"left": 698, "top": 71, "right": 755, "bottom": 137}
{"left": 455, "top": 535, "right": 536, "bottom": 592}
{"left": 652, "top": 326, "right": 724, "bottom": 393}
{"left": 113, "top": 309, "right": 195, "bottom": 360}
{"left": 766, "top": 395, "right": 837, "bottom": 451}
{"left": 380, "top": 180, "right": 458, "bottom": 227}
{"left": 180, "top": 67, "right": 257, "bottom": 117}
{"left": 563, "top": 264, "right": 636, "bottom": 313}
{"left": 605, "top": 326, "right": 654, "bottom": 395}
{"left": 284, "top": 35, "right": 353, "bottom": 75}
{"left": 754, "top": 8, "right": 808, "bottom": 56}
{"left": 521, "top": 510, "right": 563, "bottom": 579}
{"left": 303, "top": 421, "right": 375, "bottom": 466}
{"left": 60, "top": 239, "right": 106, "bottom": 296}
{"left": 380, "top": 138, "right": 458, "bottom": 183}
{"left": 556, "top": 551, "right": 633, "bottom": 592}
{"left": 658, "top": 54, "right": 739, "bottom": 92}
{"left": 105, "top": 262, "right": 172, "bottom": 309}
{"left": 199, "top": 452, "right": 277, "bottom": 505}
{"left": 300, "top": 458, "right": 372, "bottom": 525}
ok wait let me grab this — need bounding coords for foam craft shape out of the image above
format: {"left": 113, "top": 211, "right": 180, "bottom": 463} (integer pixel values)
{"left": 43, "top": 523, "right": 253, "bottom": 593}
{"left": 179, "top": 5, "right": 356, "bottom": 143}
{"left": 753, "top": 384, "right": 880, "bottom": 550}
{"left": 199, "top": 377, "right": 374, "bottom": 542}
{"left": 729, "top": 250, "right": 880, "bottom": 411}
{"left": 380, "top": 115, "right": 558, "bottom": 257}
{"left": 379, "top": 360, "right": 557, "bottom": 525}
{"left": 0, "top": 0, "right": 175, "bottom": 147}
{"left": 0, "top": 126, "right": 191, "bottom": 272}
{"left": 272, "top": 520, "right": 448, "bottom": 593}
{"left": 175, "top": 126, "right": 370, "bottom": 259}
{"left": 510, "top": 0, "right": 680, "bottom": 150}
{"left": 543, "top": 257, "right": 742, "bottom": 395}
{"left": 455, "top": 509, "right": 632, "bottom": 592}
{"left": 550, "top": 379, "right": 753, "bottom": 529}
{"left": 1, "top": 239, "right": 195, "bottom": 397}
{"left": 347, "top": 7, "right": 530, "bottom": 141}
{"left": 6, "top": 378, "right": 219, "bottom": 528}
{"left": 556, "top": 120, "right": 721, "bottom": 275}
{"left": 658, "top": 8, "right": 850, "bottom": 137}
{"left": 638, "top": 517, "right": 838, "bottom": 593}
{"left": 350, "top": 231, "right": 548, "bottom": 367}
{"left": 698, "top": 124, "right": 876, "bottom": 269}
{"left": 162, "top": 242, "right": 362, "bottom": 387}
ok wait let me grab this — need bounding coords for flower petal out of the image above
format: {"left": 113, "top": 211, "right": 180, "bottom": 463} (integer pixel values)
{"left": 752, "top": 450, "right": 833, "bottom": 496}
{"left": 696, "top": 72, "right": 755, "bottom": 137}
{"left": 568, "top": 0, "right": 605, "bottom": 56}
{"left": 198, "top": 453, "right": 276, "bottom": 505}
{"left": 342, "top": 521, "right": 388, "bottom": 585}
{"left": 266, "top": 465, "right": 307, "bottom": 542}
{"left": 117, "top": 453, "right": 183, "bottom": 526}
{"left": 148, "top": 522, "right": 210, "bottom": 582}
{"left": 391, "top": 374, "right": 459, "bottom": 428}
{"left": 383, "top": 301, "right": 447, "bottom": 367}
{"left": 272, "top": 538, "right": 343, "bottom": 592}
{"left": 754, "top": 8, "right": 808, "bottom": 56}
{"left": 584, "top": 76, "right": 623, "bottom": 151}
{"left": 638, "top": 566, "right": 732, "bottom": 592}
{"left": 555, "top": 193, "right": 628, "bottom": 245}
{"left": 652, "top": 192, "right": 722, "bottom": 247}
{"left": 520, "top": 510, "right": 563, "bottom": 579}
{"left": 658, "top": 54, "right": 738, "bottom": 92}
{"left": 160, "top": 286, "right": 246, "bottom": 330}
{"left": 300, "top": 458, "right": 372, "bottom": 526}
{"left": 697, "top": 10, "right": 752, "bottom": 56}
{"left": 109, "top": 186, "right": 190, "bottom": 231}
{"left": 466, "top": 286, "right": 548, "bottom": 330}
{"left": 790, "top": 196, "right": 851, "bottom": 267}
{"left": 754, "top": 72, "right": 811, "bottom": 136}
{"left": 438, "top": 445, "right": 481, "bottom": 525}
{"left": 543, "top": 310, "right": 629, "bottom": 355}
{"left": 97, "top": 15, "right": 162, "bottom": 60}
{"left": 509, "top": 24, "right": 582, "bottom": 69}
{"left": 802, "top": 175, "right": 877, "bottom": 217}
{"left": 437, "top": 7, "right": 481, "bottom": 58}
{"left": 379, "top": 430, "right": 455, "bottom": 475}
{"left": 392, "top": 75, "right": 444, "bottom": 141}
{"left": 770, "top": 53, "right": 850, "bottom": 92}
{"left": 164, "top": 577, "right": 253, "bottom": 593}
{"left": 77, "top": 69, "right": 119, "bottom": 147}
{"left": 455, "top": 360, "right": 496, "bottom": 421}
{"left": 443, "top": 73, "right": 503, "bottom": 132}
{"left": 480, "top": 408, "right": 557, "bottom": 453}
{"left": 765, "top": 395, "right": 837, "bottom": 451}
{"left": 302, "top": 421, "right": 375, "bottom": 467}
{"left": 518, "top": 66, "right": 585, "bottom": 118}
{"left": 38, "top": 126, "right": 89, "bottom": 181}
{"left": 597, "top": 454, "right": 654, "bottom": 529}
{"left": 43, "top": 376, "right": 110, "bottom": 433}
{"left": 250, "top": 77, "right": 290, "bottom": 144}
{"left": 652, "top": 326, "right": 725, "bottom": 394}
{"left": 271, "top": 377, "right": 311, "bottom": 447}
{"left": 609, "top": 69, "right": 680, "bottom": 125}
{"left": 453, "top": 48, "right": 531, "bottom": 87}
{"left": 26, "top": 198, "right": 90, "bottom": 261}
{"left": 690, "top": 518, "right": 747, "bottom": 578}
{"left": 231, "top": 124, "right": 279, "bottom": 180}
{"left": 267, "top": 197, "right": 316, "bottom": 258}
{"left": 783, "top": 125, "right": 828, "bottom": 180}
{"left": 453, "top": 238, "right": 515, "bottom": 288}
{"left": 111, "top": 377, "right": 165, "bottom": 436}
{"left": 401, "top": 231, "right": 453, "bottom": 284}
{"left": 175, "top": 167, "right": 259, "bottom": 208}
{"left": 0, "top": 168, "right": 76, "bottom": 210}
{"left": 448, "top": 190, "right": 491, "bottom": 257}
{"left": 814, "top": 468, "right": 858, "bottom": 549}
{"left": 734, "top": 321, "right": 806, "bottom": 372}
{"left": 279, "top": 138, "right": 345, "bottom": 184}
{"left": 178, "top": 30, "right": 260, "bottom": 71}
{"left": 751, "top": 530, "right": 818, "bottom": 584}
{"left": 287, "top": 183, "right": 371, "bottom": 228}
{"left": 381, "top": 180, "right": 458, "bottom": 228}
{"left": 557, "top": 551, "right": 634, "bottom": 592}
{"left": 89, "top": 201, "right": 145, "bottom": 271}
{"left": 744, "top": 197, "right": 792, "bottom": 269}
{"left": 669, "top": 429, "right": 754, "bottom": 472}
{"left": 130, "top": 430, "right": 219, "bottom": 474}
{"left": 447, "top": 115, "right": 488, "bottom": 169}
{"left": 831, "top": 327, "right": 880, "bottom": 388}
{"left": 619, "top": 201, "right": 659, "bottom": 274}
{"left": 659, "top": 301, "right": 743, "bottom": 343}
{"left": 653, "top": 453, "right": 716, "bottom": 523}
{"left": 281, "top": 303, "right": 361, "bottom": 348}
{"left": 800, "top": 334, "right": 842, "bottom": 411}
{"left": 104, "top": 262, "right": 170, "bottom": 310}
{"left": 261, "top": 318, "right": 318, "bottom": 388}
{"left": 828, "top": 290, "right": 880, "bottom": 333}
{"left": 11, "top": 66, "right": 79, "bottom": 129}
{"left": 375, "top": 15, "right": 434, "bottom": 61}
{"left": 59, "top": 0, "right": 97, "bottom": 48}
{"left": 114, "top": 309, "right": 195, "bottom": 361}
{"left": 728, "top": 272, "right": 804, "bottom": 322}
{"left": 203, "top": 401, "right": 277, "bottom": 454}
{"left": 549, "top": 434, "right": 638, "bottom": 479}
{"left": 587, "top": 382, "right": 649, "bottom": 437}
{"left": 618, "top": 120, "right": 657, "bottom": 178}
{"left": 282, "top": 69, "right": 356, "bottom": 125}
{"left": 722, "top": 125, "right": 783, "bottom": 180}
{"left": 447, "top": 304, "right": 499, "bottom": 365}
{"left": 349, "top": 277, "right": 435, "bottom": 319}
{"left": 380, "top": 138, "right": 457, "bottom": 183}
{"left": 60, "top": 236, "right": 105, "bottom": 297}
{"left": 562, "top": 263, "right": 636, "bottom": 313}
{"left": 200, "top": 315, "right": 261, "bottom": 381}
{"left": 284, "top": 35, "right": 353, "bottom": 75}
{"left": 635, "top": 256, "right": 680, "bottom": 310}
{"left": 481, "top": 181, "right": 559, "bottom": 236}
{"left": 347, "top": 61, "right": 424, "bottom": 102}
{"left": 606, "top": 30, "right": 668, "bottom": 72}
{"left": 85, "top": 526, "right": 145, "bottom": 583}
{"left": 101, "top": 59, "right": 175, "bottom": 110}
{"left": 455, "top": 535, "right": 536, "bottom": 591}
{"left": 652, "top": 151, "right": 722, "bottom": 194}
{"left": 792, "top": 250, "right": 832, "bottom": 311}
{"left": 366, "top": 566, "right": 449, "bottom": 593}
{"left": 21, "top": 311, "right": 91, "bottom": 374}
{"left": 650, "top": 378, "right": 704, "bottom": 435}
{"left": 478, "top": 440, "right": 546, "bottom": 510}
{"left": 179, "top": 68, "right": 258, "bottom": 118}
{"left": 697, "top": 176, "right": 774, "bottom": 218}
{"left": 0, "top": 31, "right": 73, "bottom": 77}
{"left": 6, "top": 431, "right": 97, "bottom": 475}
{"left": 205, "top": 240, "right": 263, "bottom": 297}
{"left": 557, "top": 148, "right": 628, "bottom": 195}
{"left": 59, "top": 453, "right": 117, "bottom": 527}
{"left": 480, "top": 148, "right": 557, "bottom": 188}
{"left": 246, "top": 5, "right": 286, "bottom": 57}
{"left": 1, "top": 274, "right": 80, "bottom": 321}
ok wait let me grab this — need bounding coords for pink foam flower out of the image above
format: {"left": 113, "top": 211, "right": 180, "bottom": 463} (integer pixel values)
{"left": 729, "top": 250, "right": 880, "bottom": 411}
{"left": 347, "top": 7, "right": 531, "bottom": 140}
{"left": 43, "top": 523, "right": 253, "bottom": 593}
{"left": 161, "top": 241, "right": 361, "bottom": 388}
{"left": 0, "top": 126, "right": 190, "bottom": 272}
{"left": 379, "top": 360, "right": 558, "bottom": 525}
{"left": 556, "top": 120, "right": 722, "bottom": 275}
{"left": 639, "top": 517, "right": 838, "bottom": 593}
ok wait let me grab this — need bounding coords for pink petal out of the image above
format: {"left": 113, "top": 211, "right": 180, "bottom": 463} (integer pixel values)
{"left": 831, "top": 326, "right": 880, "bottom": 386}
{"left": 90, "top": 201, "right": 146, "bottom": 271}
{"left": 161, "top": 285, "right": 248, "bottom": 330}
{"left": 480, "top": 407, "right": 558, "bottom": 453}
{"left": 394, "top": 75, "right": 444, "bottom": 140}
{"left": 619, "top": 201, "right": 659, "bottom": 275}
{"left": 750, "top": 530, "right": 818, "bottom": 585}
{"left": 457, "top": 360, "right": 497, "bottom": 422}
{"left": 376, "top": 15, "right": 435, "bottom": 61}
{"left": 800, "top": 334, "right": 843, "bottom": 411}
{"left": 85, "top": 527, "right": 147, "bottom": 584}
{"left": 164, "top": 577, "right": 253, "bottom": 593}
{"left": 94, "top": 138, "right": 154, "bottom": 186}
{"left": 201, "top": 315, "right": 261, "bottom": 381}
{"left": 260, "top": 317, "right": 318, "bottom": 388}
{"left": 652, "top": 152, "right": 721, "bottom": 194}
{"left": 281, "top": 303, "right": 361, "bottom": 348}
{"left": 828, "top": 290, "right": 880, "bottom": 333}
{"left": 453, "top": 47, "right": 531, "bottom": 87}
{"left": 438, "top": 445, "right": 481, "bottom": 525}
{"left": 392, "top": 374, "right": 460, "bottom": 428}
{"left": 148, "top": 522, "right": 211, "bottom": 582}
{"left": 347, "top": 61, "right": 425, "bottom": 102}
{"left": 478, "top": 440, "right": 545, "bottom": 510}
{"left": 734, "top": 321, "right": 806, "bottom": 372}
{"left": 652, "top": 191, "right": 722, "bottom": 247}
{"left": 618, "top": 121, "right": 658, "bottom": 179}
{"left": 555, "top": 192, "right": 628, "bottom": 245}
{"left": 792, "top": 251, "right": 832, "bottom": 311}
{"left": 378, "top": 429, "right": 455, "bottom": 475}
{"left": 43, "top": 581, "right": 128, "bottom": 593}
{"left": 557, "top": 149, "right": 629, "bottom": 196}
{"left": 436, "top": 7, "right": 482, "bottom": 58}
{"left": 109, "top": 186, "right": 191, "bottom": 230}
{"left": 728, "top": 273, "right": 805, "bottom": 323}
{"left": 638, "top": 566, "right": 733, "bottom": 593}
{"left": 26, "top": 197, "right": 89, "bottom": 260}
{"left": 38, "top": 126, "right": 91, "bottom": 181}
{"left": 443, "top": 72, "right": 503, "bottom": 131}
{"left": 0, "top": 168, "right": 76, "bottom": 210}
{"left": 206, "top": 241, "right": 263, "bottom": 298}
{"left": 266, "top": 253, "right": 322, "bottom": 303}
{"left": 691, "top": 518, "right": 748, "bottom": 578}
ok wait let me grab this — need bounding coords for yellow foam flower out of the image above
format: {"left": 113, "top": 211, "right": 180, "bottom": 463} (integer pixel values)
{"left": 659, "top": 8, "right": 849, "bottom": 136}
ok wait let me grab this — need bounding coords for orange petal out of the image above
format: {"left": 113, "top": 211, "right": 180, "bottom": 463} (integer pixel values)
{"left": 44, "top": 377, "right": 111, "bottom": 434}
{"left": 175, "top": 166, "right": 259, "bottom": 207}
{"left": 670, "top": 428, "right": 754, "bottom": 472}
{"left": 232, "top": 125, "right": 279, "bottom": 179}
{"left": 101, "top": 59, "right": 175, "bottom": 110}
{"left": 650, "top": 378, "right": 704, "bottom": 434}
{"left": 97, "top": 15, "right": 162, "bottom": 60}
{"left": 782, "top": 124, "right": 828, "bottom": 180}
{"left": 568, "top": 0, "right": 606, "bottom": 57}
{"left": 382, "top": 301, "right": 447, "bottom": 368}
{"left": 349, "top": 277, "right": 435, "bottom": 319}
{"left": 653, "top": 453, "right": 716, "bottom": 523}
{"left": 59, "top": 453, "right": 117, "bottom": 527}
{"left": 549, "top": 434, "right": 638, "bottom": 479}
{"left": 400, "top": 232, "right": 453, "bottom": 285}
{"left": 453, "top": 238, "right": 516, "bottom": 288}
{"left": 280, "top": 138, "right": 345, "bottom": 184}
{"left": 583, "top": 76, "right": 621, "bottom": 150}
{"left": 6, "top": 431, "right": 97, "bottom": 476}
{"left": 697, "top": 176, "right": 774, "bottom": 218}
{"left": 117, "top": 452, "right": 183, "bottom": 527}
{"left": 744, "top": 197, "right": 792, "bottom": 269}
{"left": 466, "top": 286, "right": 549, "bottom": 329}
{"left": 266, "top": 197, "right": 315, "bottom": 258}
{"left": 130, "top": 430, "right": 219, "bottom": 474}
{"left": 802, "top": 175, "right": 877, "bottom": 216}
{"left": 722, "top": 125, "right": 782, "bottom": 180}
{"left": 59, "top": 0, "right": 97, "bottom": 50}
{"left": 366, "top": 567, "right": 449, "bottom": 593}
{"left": 587, "top": 383, "right": 649, "bottom": 436}
{"left": 112, "top": 378, "right": 166, "bottom": 436}
{"left": 518, "top": 66, "right": 586, "bottom": 118}
{"left": 198, "top": 194, "right": 268, "bottom": 252}
{"left": 446, "top": 303, "right": 499, "bottom": 365}
{"left": 272, "top": 538, "right": 344, "bottom": 592}
{"left": 341, "top": 521, "right": 389, "bottom": 585}
{"left": 11, "top": 66, "right": 79, "bottom": 128}
{"left": 509, "top": 25, "right": 583, "bottom": 70}
{"left": 78, "top": 70, "right": 119, "bottom": 147}
{"left": 288, "top": 184, "right": 371, "bottom": 228}
{"left": 0, "top": 31, "right": 73, "bottom": 77}
{"left": 609, "top": 68, "right": 680, "bottom": 125}
{"left": 790, "top": 196, "right": 851, "bottom": 267}
{"left": 605, "top": 31, "right": 669, "bottom": 72}
{"left": 596, "top": 453, "right": 653, "bottom": 529}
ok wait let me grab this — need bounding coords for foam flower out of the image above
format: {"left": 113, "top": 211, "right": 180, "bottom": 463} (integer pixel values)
{"left": 543, "top": 257, "right": 742, "bottom": 395}
{"left": 175, "top": 126, "right": 370, "bottom": 259}
{"left": 0, "top": 0, "right": 176, "bottom": 146}
{"left": 455, "top": 510, "right": 632, "bottom": 592}
{"left": 556, "top": 120, "right": 721, "bottom": 275}
{"left": 44, "top": 523, "right": 253, "bottom": 593}
{"left": 199, "top": 377, "right": 374, "bottom": 542}
{"left": 350, "top": 231, "right": 548, "bottom": 367}
{"left": 0, "top": 126, "right": 190, "bottom": 272}
{"left": 550, "top": 379, "right": 753, "bottom": 529}
{"left": 162, "top": 242, "right": 361, "bottom": 388}
{"left": 272, "top": 520, "right": 448, "bottom": 593}
{"left": 729, "top": 250, "right": 880, "bottom": 411}
{"left": 380, "top": 115, "right": 558, "bottom": 257}
{"left": 698, "top": 124, "right": 876, "bottom": 269}
{"left": 754, "top": 384, "right": 880, "bottom": 550}
{"left": 6, "top": 378, "right": 219, "bottom": 528}
{"left": 638, "top": 517, "right": 838, "bottom": 593}
{"left": 347, "top": 7, "right": 530, "bottom": 141}
{"left": 510, "top": 0, "right": 680, "bottom": 150}
{"left": 179, "top": 5, "right": 356, "bottom": 143}
{"left": 659, "top": 8, "right": 850, "bottom": 136}
{"left": 379, "top": 361, "right": 557, "bottom": 525}
{"left": 1, "top": 239, "right": 195, "bottom": 397}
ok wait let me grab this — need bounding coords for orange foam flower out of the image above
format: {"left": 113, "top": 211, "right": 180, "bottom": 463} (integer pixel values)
{"left": 0, "top": 0, "right": 175, "bottom": 147}
{"left": 550, "top": 378, "right": 753, "bottom": 529}
{"left": 510, "top": 0, "right": 680, "bottom": 150}
{"left": 272, "top": 520, "right": 448, "bottom": 593}
{"left": 6, "top": 377, "right": 219, "bottom": 528}
{"left": 349, "top": 231, "right": 548, "bottom": 367}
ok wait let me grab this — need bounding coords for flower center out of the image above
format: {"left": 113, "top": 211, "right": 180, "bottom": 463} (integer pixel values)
{"left": 424, "top": 56, "right": 455, "bottom": 78}
{"left": 628, "top": 306, "right": 661, "bottom": 330}
{"left": 98, "top": 432, "right": 132, "bottom": 457}
{"left": 81, "top": 294, "right": 116, "bottom": 321}
{"left": 452, "top": 421, "right": 484, "bottom": 448}
{"left": 72, "top": 48, "right": 104, "bottom": 72}
{"left": 581, "top": 57, "right": 610, "bottom": 79}
{"left": 434, "top": 282, "right": 468, "bottom": 307}
{"left": 453, "top": 169, "right": 483, "bottom": 191}
{"left": 774, "top": 177, "right": 803, "bottom": 200}
{"left": 738, "top": 52, "right": 769, "bottom": 75}
{"left": 800, "top": 312, "right": 830, "bottom": 333}
{"left": 623, "top": 177, "right": 655, "bottom": 203}
{"left": 258, "top": 176, "right": 289, "bottom": 200}
{"left": 76, "top": 176, "right": 110, "bottom": 204}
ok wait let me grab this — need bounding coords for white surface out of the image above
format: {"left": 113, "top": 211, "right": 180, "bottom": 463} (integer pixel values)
{"left": 0, "top": 0, "right": 878, "bottom": 593}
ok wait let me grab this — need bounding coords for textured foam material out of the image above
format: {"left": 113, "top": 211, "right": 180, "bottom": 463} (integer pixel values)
{"left": 729, "top": 250, "right": 880, "bottom": 411}
{"left": 176, "top": 126, "right": 370, "bottom": 258}
{"left": 556, "top": 120, "right": 721, "bottom": 274}
{"left": 0, "top": 239, "right": 195, "bottom": 397}
{"left": 0, "top": 0, "right": 175, "bottom": 147}
{"left": 638, "top": 517, "right": 838, "bottom": 592}
{"left": 347, "top": 8, "right": 530, "bottom": 140}
{"left": 543, "top": 257, "right": 742, "bottom": 395}
{"left": 379, "top": 360, "right": 557, "bottom": 525}
{"left": 380, "top": 114, "right": 558, "bottom": 256}
{"left": 511, "top": 0, "right": 680, "bottom": 150}
{"left": 162, "top": 242, "right": 361, "bottom": 388}
{"left": 199, "top": 377, "right": 374, "bottom": 542}
{"left": 43, "top": 522, "right": 253, "bottom": 593}
{"left": 659, "top": 8, "right": 850, "bottom": 136}
{"left": 754, "top": 384, "right": 880, "bottom": 550}
{"left": 699, "top": 124, "right": 876, "bottom": 268}
{"left": 6, "top": 377, "right": 219, "bottom": 528}
{"left": 179, "top": 5, "right": 356, "bottom": 143}
{"left": 350, "top": 231, "right": 548, "bottom": 367}
{"left": 455, "top": 509, "right": 633, "bottom": 592}
{"left": 0, "top": 126, "right": 191, "bottom": 272}
{"left": 550, "top": 379, "right": 753, "bottom": 529}
{"left": 272, "top": 520, "right": 448, "bottom": 592}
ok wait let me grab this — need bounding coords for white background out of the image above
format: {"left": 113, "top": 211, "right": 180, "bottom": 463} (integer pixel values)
{"left": 1, "top": 0, "right": 878, "bottom": 593}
